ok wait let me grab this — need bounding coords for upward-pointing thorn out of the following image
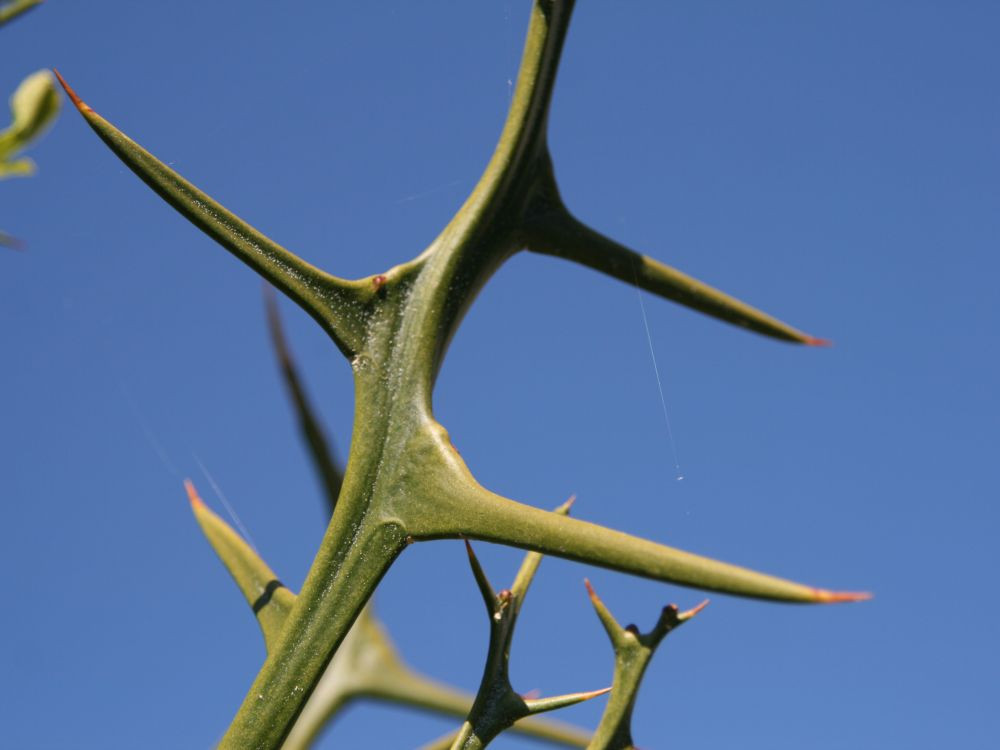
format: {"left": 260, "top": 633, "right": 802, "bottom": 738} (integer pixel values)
{"left": 184, "top": 479, "right": 204, "bottom": 508}
{"left": 679, "top": 599, "right": 710, "bottom": 621}
{"left": 557, "top": 494, "right": 577, "bottom": 514}
{"left": 51, "top": 69, "right": 91, "bottom": 113}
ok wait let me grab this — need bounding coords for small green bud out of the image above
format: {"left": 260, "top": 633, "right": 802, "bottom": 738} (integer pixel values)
{"left": 0, "top": 69, "right": 61, "bottom": 176}
{"left": 9, "top": 69, "right": 60, "bottom": 142}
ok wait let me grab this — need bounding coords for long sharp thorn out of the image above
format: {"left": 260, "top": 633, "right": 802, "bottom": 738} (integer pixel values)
{"left": 52, "top": 71, "right": 363, "bottom": 357}
{"left": 263, "top": 285, "right": 344, "bottom": 514}
{"left": 524, "top": 686, "right": 612, "bottom": 716}
{"left": 427, "top": 484, "right": 869, "bottom": 604}
{"left": 464, "top": 540, "right": 497, "bottom": 612}
{"left": 524, "top": 197, "right": 827, "bottom": 346}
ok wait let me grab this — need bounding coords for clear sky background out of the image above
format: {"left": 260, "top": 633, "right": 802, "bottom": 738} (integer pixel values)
{"left": 3, "top": 2, "right": 998, "bottom": 748}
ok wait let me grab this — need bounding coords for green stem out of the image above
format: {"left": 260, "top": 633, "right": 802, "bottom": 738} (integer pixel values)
{"left": 56, "top": 0, "right": 869, "bottom": 746}
{"left": 218, "top": 522, "right": 404, "bottom": 749}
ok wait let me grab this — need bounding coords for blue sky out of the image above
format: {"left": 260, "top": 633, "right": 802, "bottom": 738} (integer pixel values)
{"left": 3, "top": 2, "right": 998, "bottom": 748}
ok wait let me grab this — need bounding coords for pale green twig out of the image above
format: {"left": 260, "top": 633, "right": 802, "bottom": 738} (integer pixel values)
{"left": 584, "top": 580, "right": 708, "bottom": 749}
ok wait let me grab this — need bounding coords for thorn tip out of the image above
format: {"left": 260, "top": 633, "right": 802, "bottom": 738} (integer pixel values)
{"left": 680, "top": 599, "right": 710, "bottom": 620}
{"left": 805, "top": 336, "right": 833, "bottom": 347}
{"left": 52, "top": 69, "right": 91, "bottom": 113}
{"left": 184, "top": 479, "right": 203, "bottom": 508}
{"left": 813, "top": 588, "right": 872, "bottom": 603}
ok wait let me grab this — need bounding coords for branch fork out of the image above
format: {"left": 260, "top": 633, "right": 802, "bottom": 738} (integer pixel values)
{"left": 57, "top": 0, "right": 868, "bottom": 746}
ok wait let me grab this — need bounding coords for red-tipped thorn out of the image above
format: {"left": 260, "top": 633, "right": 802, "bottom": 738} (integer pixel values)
{"left": 551, "top": 494, "right": 576, "bottom": 515}
{"left": 680, "top": 599, "right": 710, "bottom": 620}
{"left": 805, "top": 336, "right": 833, "bottom": 347}
{"left": 813, "top": 589, "right": 872, "bottom": 603}
{"left": 184, "top": 479, "right": 204, "bottom": 508}
{"left": 578, "top": 686, "right": 613, "bottom": 701}
{"left": 524, "top": 686, "right": 612, "bottom": 715}
{"left": 52, "top": 69, "right": 92, "bottom": 113}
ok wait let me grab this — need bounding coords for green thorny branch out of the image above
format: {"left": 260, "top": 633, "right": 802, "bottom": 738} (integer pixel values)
{"left": 183, "top": 293, "right": 591, "bottom": 749}
{"left": 57, "top": 1, "right": 868, "bottom": 747}
{"left": 433, "top": 505, "right": 610, "bottom": 750}
{"left": 583, "top": 581, "right": 707, "bottom": 750}
{"left": 186, "top": 482, "right": 593, "bottom": 750}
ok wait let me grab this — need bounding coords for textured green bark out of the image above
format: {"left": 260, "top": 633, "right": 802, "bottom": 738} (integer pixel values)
{"left": 189, "top": 486, "right": 591, "bottom": 749}
{"left": 189, "top": 305, "right": 593, "bottom": 749}
{"left": 58, "top": 1, "right": 867, "bottom": 747}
